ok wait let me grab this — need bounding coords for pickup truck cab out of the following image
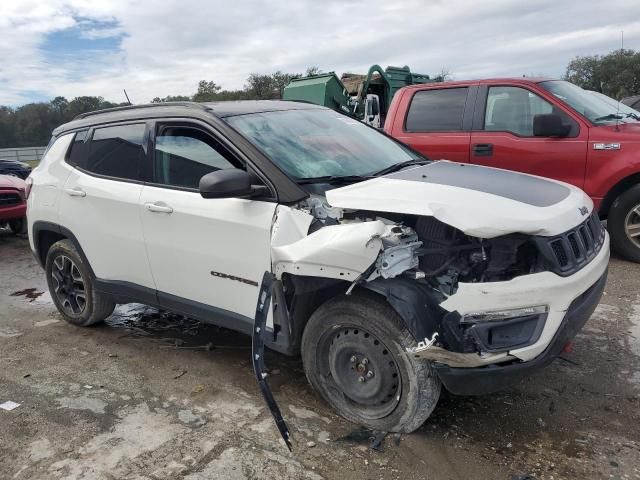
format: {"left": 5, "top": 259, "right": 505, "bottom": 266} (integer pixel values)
{"left": 385, "top": 78, "right": 640, "bottom": 262}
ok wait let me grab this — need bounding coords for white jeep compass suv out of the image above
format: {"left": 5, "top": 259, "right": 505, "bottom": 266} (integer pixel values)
{"left": 27, "top": 101, "right": 609, "bottom": 436}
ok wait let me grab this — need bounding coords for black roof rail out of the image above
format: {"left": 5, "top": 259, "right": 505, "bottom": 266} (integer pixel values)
{"left": 72, "top": 101, "right": 210, "bottom": 120}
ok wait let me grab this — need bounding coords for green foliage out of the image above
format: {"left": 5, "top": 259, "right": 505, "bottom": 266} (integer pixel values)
{"left": 0, "top": 96, "right": 123, "bottom": 148}
{"left": 565, "top": 49, "right": 640, "bottom": 99}
{"left": 0, "top": 67, "right": 320, "bottom": 147}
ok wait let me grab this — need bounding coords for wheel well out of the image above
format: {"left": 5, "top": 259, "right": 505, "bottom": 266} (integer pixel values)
{"left": 37, "top": 229, "right": 67, "bottom": 265}
{"left": 599, "top": 173, "right": 640, "bottom": 219}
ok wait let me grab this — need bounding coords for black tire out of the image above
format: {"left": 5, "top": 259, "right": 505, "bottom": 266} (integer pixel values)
{"left": 8, "top": 218, "right": 26, "bottom": 235}
{"left": 608, "top": 185, "right": 640, "bottom": 263}
{"left": 301, "top": 294, "right": 441, "bottom": 433}
{"left": 45, "top": 239, "right": 115, "bottom": 326}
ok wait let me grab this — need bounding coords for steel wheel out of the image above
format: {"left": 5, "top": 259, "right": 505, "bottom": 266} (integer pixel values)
{"left": 322, "top": 326, "right": 402, "bottom": 420}
{"left": 624, "top": 203, "right": 640, "bottom": 248}
{"left": 51, "top": 255, "right": 87, "bottom": 315}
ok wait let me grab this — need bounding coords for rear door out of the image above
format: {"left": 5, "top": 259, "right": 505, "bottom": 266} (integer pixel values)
{"left": 389, "top": 86, "right": 475, "bottom": 162}
{"left": 469, "top": 84, "right": 588, "bottom": 188}
{"left": 139, "top": 121, "right": 276, "bottom": 322}
{"left": 57, "top": 123, "right": 156, "bottom": 290}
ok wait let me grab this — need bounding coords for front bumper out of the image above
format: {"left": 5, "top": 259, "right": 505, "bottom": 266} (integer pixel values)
{"left": 439, "top": 232, "right": 609, "bottom": 363}
{"left": 0, "top": 204, "right": 27, "bottom": 222}
{"left": 434, "top": 268, "right": 607, "bottom": 395}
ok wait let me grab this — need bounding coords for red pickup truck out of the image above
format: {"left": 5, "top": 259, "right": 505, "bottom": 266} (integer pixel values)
{"left": 385, "top": 78, "right": 640, "bottom": 262}
{"left": 0, "top": 174, "right": 27, "bottom": 234}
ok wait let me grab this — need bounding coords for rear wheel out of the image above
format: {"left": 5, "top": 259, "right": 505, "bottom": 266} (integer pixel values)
{"left": 608, "top": 185, "right": 640, "bottom": 263}
{"left": 45, "top": 239, "right": 115, "bottom": 326}
{"left": 301, "top": 294, "right": 441, "bottom": 433}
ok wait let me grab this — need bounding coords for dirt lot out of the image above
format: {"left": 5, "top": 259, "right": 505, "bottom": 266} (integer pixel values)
{"left": 1, "top": 229, "right": 639, "bottom": 480}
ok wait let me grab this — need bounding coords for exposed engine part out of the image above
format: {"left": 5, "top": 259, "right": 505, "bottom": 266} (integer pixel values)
{"left": 411, "top": 216, "right": 541, "bottom": 296}
{"left": 301, "top": 195, "right": 343, "bottom": 223}
{"left": 375, "top": 225, "right": 422, "bottom": 279}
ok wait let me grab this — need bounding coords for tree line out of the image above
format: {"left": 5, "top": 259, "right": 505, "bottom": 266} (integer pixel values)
{"left": 564, "top": 48, "right": 640, "bottom": 99}
{"left": 3, "top": 49, "right": 640, "bottom": 149}
{"left": 0, "top": 67, "right": 320, "bottom": 148}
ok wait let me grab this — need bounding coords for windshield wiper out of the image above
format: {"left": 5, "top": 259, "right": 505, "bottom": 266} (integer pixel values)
{"left": 594, "top": 112, "right": 640, "bottom": 123}
{"left": 594, "top": 113, "right": 625, "bottom": 122}
{"left": 296, "top": 174, "right": 373, "bottom": 185}
{"left": 371, "top": 158, "right": 431, "bottom": 177}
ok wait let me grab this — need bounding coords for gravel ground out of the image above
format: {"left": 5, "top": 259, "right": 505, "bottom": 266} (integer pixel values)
{"left": 0, "top": 230, "right": 639, "bottom": 480}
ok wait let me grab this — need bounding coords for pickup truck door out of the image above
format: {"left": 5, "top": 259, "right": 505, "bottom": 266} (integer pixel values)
{"left": 388, "top": 86, "right": 475, "bottom": 162}
{"left": 139, "top": 121, "right": 276, "bottom": 324}
{"left": 469, "top": 85, "right": 588, "bottom": 188}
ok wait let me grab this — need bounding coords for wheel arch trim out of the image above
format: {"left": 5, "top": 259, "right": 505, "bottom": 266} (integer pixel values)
{"left": 598, "top": 172, "right": 640, "bottom": 219}
{"left": 31, "top": 221, "right": 96, "bottom": 278}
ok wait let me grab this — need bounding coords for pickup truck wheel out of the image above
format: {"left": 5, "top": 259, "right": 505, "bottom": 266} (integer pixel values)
{"left": 45, "top": 239, "right": 115, "bottom": 326}
{"left": 301, "top": 294, "right": 441, "bottom": 433}
{"left": 608, "top": 185, "right": 640, "bottom": 263}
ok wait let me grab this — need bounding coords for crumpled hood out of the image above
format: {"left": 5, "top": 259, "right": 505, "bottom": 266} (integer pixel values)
{"left": 326, "top": 161, "right": 593, "bottom": 238}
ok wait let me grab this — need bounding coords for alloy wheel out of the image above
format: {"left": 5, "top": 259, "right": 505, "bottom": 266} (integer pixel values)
{"left": 624, "top": 203, "right": 640, "bottom": 248}
{"left": 51, "top": 255, "right": 87, "bottom": 315}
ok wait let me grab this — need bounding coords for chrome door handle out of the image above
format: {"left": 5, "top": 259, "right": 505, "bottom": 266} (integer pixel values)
{"left": 64, "top": 187, "right": 86, "bottom": 197}
{"left": 145, "top": 202, "right": 173, "bottom": 214}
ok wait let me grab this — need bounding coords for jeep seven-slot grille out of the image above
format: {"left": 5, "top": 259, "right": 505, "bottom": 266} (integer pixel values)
{"left": 538, "top": 213, "right": 605, "bottom": 276}
{"left": 0, "top": 192, "right": 22, "bottom": 207}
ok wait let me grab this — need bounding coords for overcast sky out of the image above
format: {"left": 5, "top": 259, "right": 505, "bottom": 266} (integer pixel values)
{"left": 1, "top": 0, "right": 639, "bottom": 106}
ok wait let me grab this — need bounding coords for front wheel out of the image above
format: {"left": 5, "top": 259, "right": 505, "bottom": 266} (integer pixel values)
{"left": 608, "top": 185, "right": 640, "bottom": 263}
{"left": 301, "top": 294, "right": 441, "bottom": 433}
{"left": 45, "top": 239, "right": 115, "bottom": 326}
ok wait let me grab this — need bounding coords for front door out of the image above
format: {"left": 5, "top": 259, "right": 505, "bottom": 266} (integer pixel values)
{"left": 139, "top": 122, "right": 276, "bottom": 322}
{"left": 470, "top": 85, "right": 588, "bottom": 188}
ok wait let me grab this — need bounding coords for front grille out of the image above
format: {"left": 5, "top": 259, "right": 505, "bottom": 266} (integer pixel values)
{"left": 537, "top": 212, "right": 605, "bottom": 276}
{"left": 0, "top": 192, "right": 22, "bottom": 207}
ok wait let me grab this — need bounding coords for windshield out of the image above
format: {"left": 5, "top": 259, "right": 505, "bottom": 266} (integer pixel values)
{"left": 540, "top": 80, "right": 640, "bottom": 125}
{"left": 225, "top": 109, "right": 418, "bottom": 180}
{"left": 587, "top": 91, "right": 640, "bottom": 117}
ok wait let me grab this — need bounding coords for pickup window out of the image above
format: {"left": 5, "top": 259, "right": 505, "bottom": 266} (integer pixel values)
{"left": 484, "top": 86, "right": 554, "bottom": 136}
{"left": 405, "top": 88, "right": 468, "bottom": 132}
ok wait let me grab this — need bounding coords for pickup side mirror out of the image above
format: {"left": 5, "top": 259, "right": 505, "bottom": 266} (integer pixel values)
{"left": 533, "top": 114, "right": 571, "bottom": 137}
{"left": 199, "top": 169, "right": 268, "bottom": 199}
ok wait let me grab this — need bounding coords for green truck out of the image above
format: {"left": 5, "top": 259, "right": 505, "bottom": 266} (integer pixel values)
{"left": 282, "top": 65, "right": 436, "bottom": 128}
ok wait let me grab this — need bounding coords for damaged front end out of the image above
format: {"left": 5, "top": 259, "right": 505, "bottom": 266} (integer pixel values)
{"left": 268, "top": 193, "right": 560, "bottom": 367}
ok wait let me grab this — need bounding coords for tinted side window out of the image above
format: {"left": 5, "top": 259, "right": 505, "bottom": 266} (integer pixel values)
{"left": 86, "top": 124, "right": 146, "bottom": 180}
{"left": 405, "top": 88, "right": 468, "bottom": 132}
{"left": 154, "top": 127, "right": 241, "bottom": 189}
{"left": 66, "top": 129, "right": 89, "bottom": 167}
{"left": 484, "top": 86, "right": 558, "bottom": 136}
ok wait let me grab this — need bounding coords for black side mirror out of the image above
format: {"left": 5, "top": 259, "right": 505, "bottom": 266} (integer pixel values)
{"left": 199, "top": 169, "right": 268, "bottom": 199}
{"left": 533, "top": 114, "right": 571, "bottom": 137}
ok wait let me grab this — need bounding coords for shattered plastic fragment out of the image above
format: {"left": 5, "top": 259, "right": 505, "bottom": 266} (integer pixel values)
{"left": 0, "top": 401, "right": 21, "bottom": 411}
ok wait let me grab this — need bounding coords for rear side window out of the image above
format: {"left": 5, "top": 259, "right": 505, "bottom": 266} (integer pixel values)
{"left": 86, "top": 124, "right": 146, "bottom": 180}
{"left": 405, "top": 88, "right": 468, "bottom": 132}
{"left": 66, "top": 129, "right": 89, "bottom": 166}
